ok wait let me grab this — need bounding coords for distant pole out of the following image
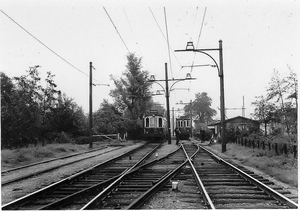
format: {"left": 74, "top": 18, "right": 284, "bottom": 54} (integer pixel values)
{"left": 242, "top": 96, "right": 245, "bottom": 117}
{"left": 172, "top": 107, "right": 174, "bottom": 136}
{"left": 190, "top": 100, "right": 193, "bottom": 138}
{"left": 89, "top": 62, "right": 93, "bottom": 149}
{"left": 219, "top": 40, "right": 226, "bottom": 152}
{"left": 165, "top": 63, "right": 171, "bottom": 144}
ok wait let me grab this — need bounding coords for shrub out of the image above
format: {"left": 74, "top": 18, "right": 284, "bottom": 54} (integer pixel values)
{"left": 75, "top": 136, "right": 101, "bottom": 145}
{"left": 57, "top": 132, "right": 73, "bottom": 143}
{"left": 75, "top": 136, "right": 90, "bottom": 145}
{"left": 54, "top": 147, "right": 67, "bottom": 153}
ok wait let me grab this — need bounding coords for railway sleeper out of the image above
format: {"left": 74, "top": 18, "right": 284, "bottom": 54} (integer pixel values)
{"left": 115, "top": 187, "right": 150, "bottom": 192}
{"left": 208, "top": 189, "right": 265, "bottom": 194}
{"left": 217, "top": 204, "right": 290, "bottom": 209}
{"left": 125, "top": 177, "right": 161, "bottom": 181}
{"left": 58, "top": 187, "right": 83, "bottom": 191}
{"left": 119, "top": 182, "right": 153, "bottom": 186}
{"left": 203, "top": 182, "right": 254, "bottom": 186}
{"left": 74, "top": 179, "right": 105, "bottom": 183}
{"left": 210, "top": 193, "right": 274, "bottom": 199}
{"left": 212, "top": 198, "right": 283, "bottom": 204}
{"left": 202, "top": 178, "right": 249, "bottom": 182}
{"left": 118, "top": 184, "right": 153, "bottom": 188}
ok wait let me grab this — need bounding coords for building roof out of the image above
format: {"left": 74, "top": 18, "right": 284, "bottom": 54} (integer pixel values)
{"left": 208, "top": 116, "right": 259, "bottom": 126}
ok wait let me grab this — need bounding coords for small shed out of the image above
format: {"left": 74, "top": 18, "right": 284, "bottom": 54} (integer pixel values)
{"left": 208, "top": 116, "right": 259, "bottom": 135}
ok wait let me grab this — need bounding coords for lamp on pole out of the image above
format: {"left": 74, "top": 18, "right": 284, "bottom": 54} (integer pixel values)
{"left": 149, "top": 63, "right": 196, "bottom": 144}
{"left": 175, "top": 40, "right": 226, "bottom": 152}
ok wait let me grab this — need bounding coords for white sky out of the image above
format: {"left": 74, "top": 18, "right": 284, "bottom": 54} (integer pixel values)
{"left": 1, "top": 0, "right": 299, "bottom": 120}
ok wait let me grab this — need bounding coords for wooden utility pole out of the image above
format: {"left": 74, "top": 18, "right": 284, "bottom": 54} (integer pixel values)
{"left": 89, "top": 62, "right": 93, "bottom": 148}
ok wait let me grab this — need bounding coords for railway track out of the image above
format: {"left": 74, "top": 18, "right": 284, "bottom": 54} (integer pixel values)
{"left": 141, "top": 141, "right": 298, "bottom": 209}
{"left": 80, "top": 144, "right": 191, "bottom": 209}
{"left": 1, "top": 146, "right": 123, "bottom": 186}
{"left": 3, "top": 140, "right": 297, "bottom": 210}
{"left": 194, "top": 145, "right": 298, "bottom": 209}
{"left": 2, "top": 143, "right": 160, "bottom": 210}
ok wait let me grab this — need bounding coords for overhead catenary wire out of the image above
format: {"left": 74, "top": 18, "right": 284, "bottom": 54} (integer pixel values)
{"left": 149, "top": 7, "right": 181, "bottom": 69}
{"left": 123, "top": 7, "right": 149, "bottom": 69}
{"left": 190, "top": 7, "right": 207, "bottom": 73}
{"left": 190, "top": 7, "right": 199, "bottom": 41}
{"left": 0, "top": 9, "right": 103, "bottom": 83}
{"left": 103, "top": 7, "right": 130, "bottom": 54}
{"left": 164, "top": 7, "right": 173, "bottom": 78}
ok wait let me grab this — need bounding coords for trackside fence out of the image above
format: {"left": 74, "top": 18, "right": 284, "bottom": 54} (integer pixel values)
{"left": 234, "top": 137, "right": 297, "bottom": 159}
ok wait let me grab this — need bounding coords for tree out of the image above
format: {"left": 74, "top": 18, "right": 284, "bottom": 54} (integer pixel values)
{"left": 285, "top": 65, "right": 298, "bottom": 111}
{"left": 109, "top": 53, "right": 153, "bottom": 139}
{"left": 1, "top": 67, "right": 88, "bottom": 149}
{"left": 12, "top": 66, "right": 43, "bottom": 147}
{"left": 1, "top": 72, "right": 17, "bottom": 148}
{"left": 50, "top": 94, "right": 88, "bottom": 137}
{"left": 93, "top": 100, "right": 124, "bottom": 135}
{"left": 251, "top": 95, "right": 278, "bottom": 136}
{"left": 267, "top": 69, "right": 297, "bottom": 134}
{"left": 186, "top": 92, "right": 217, "bottom": 124}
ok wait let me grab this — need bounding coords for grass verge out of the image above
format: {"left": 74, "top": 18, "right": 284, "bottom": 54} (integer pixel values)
{"left": 207, "top": 143, "right": 298, "bottom": 188}
{"left": 1, "top": 143, "right": 103, "bottom": 170}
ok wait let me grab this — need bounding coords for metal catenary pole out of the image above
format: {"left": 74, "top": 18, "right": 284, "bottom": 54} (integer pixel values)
{"left": 219, "top": 40, "right": 226, "bottom": 152}
{"left": 165, "top": 63, "right": 172, "bottom": 144}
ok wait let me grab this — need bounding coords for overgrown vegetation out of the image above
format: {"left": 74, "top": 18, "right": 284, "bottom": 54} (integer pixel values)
{"left": 1, "top": 68, "right": 88, "bottom": 149}
{"left": 209, "top": 143, "right": 297, "bottom": 187}
{"left": 251, "top": 67, "right": 297, "bottom": 136}
{"left": 1, "top": 143, "right": 90, "bottom": 168}
{"left": 1, "top": 53, "right": 164, "bottom": 149}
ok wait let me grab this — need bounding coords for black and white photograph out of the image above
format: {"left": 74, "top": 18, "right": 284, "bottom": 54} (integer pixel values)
{"left": 1, "top": 0, "right": 298, "bottom": 209}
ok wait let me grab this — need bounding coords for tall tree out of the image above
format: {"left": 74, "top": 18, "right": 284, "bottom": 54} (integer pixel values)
{"left": 50, "top": 94, "right": 87, "bottom": 136}
{"left": 285, "top": 65, "right": 298, "bottom": 110}
{"left": 93, "top": 100, "right": 124, "bottom": 135}
{"left": 110, "top": 53, "right": 152, "bottom": 118}
{"left": 1, "top": 72, "right": 17, "bottom": 148}
{"left": 109, "top": 53, "right": 152, "bottom": 138}
{"left": 267, "top": 69, "right": 297, "bottom": 134}
{"left": 186, "top": 92, "right": 217, "bottom": 124}
{"left": 13, "top": 66, "right": 43, "bottom": 146}
{"left": 251, "top": 95, "right": 278, "bottom": 136}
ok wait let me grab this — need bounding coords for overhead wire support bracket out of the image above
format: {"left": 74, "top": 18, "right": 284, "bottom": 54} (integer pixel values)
{"left": 181, "top": 64, "right": 214, "bottom": 68}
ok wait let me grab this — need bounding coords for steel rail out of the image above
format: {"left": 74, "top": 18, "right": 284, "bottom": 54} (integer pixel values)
{"left": 37, "top": 143, "right": 162, "bottom": 210}
{"left": 81, "top": 146, "right": 183, "bottom": 210}
{"left": 199, "top": 145, "right": 298, "bottom": 209}
{"left": 2, "top": 143, "right": 147, "bottom": 210}
{"left": 181, "top": 144, "right": 215, "bottom": 209}
{"left": 126, "top": 159, "right": 188, "bottom": 209}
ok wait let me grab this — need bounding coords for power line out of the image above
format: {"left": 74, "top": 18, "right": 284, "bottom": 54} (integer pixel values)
{"left": 0, "top": 9, "right": 102, "bottom": 82}
{"left": 195, "top": 7, "right": 207, "bottom": 49}
{"left": 103, "top": 7, "right": 130, "bottom": 54}
{"left": 149, "top": 7, "right": 181, "bottom": 69}
{"left": 191, "top": 7, "right": 207, "bottom": 72}
{"left": 190, "top": 7, "right": 199, "bottom": 41}
{"left": 164, "top": 7, "right": 173, "bottom": 78}
{"left": 123, "top": 7, "right": 149, "bottom": 69}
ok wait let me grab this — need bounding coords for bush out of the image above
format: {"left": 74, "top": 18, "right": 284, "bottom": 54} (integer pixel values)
{"left": 75, "top": 136, "right": 102, "bottom": 145}
{"left": 57, "top": 132, "right": 73, "bottom": 143}
{"left": 75, "top": 136, "right": 90, "bottom": 145}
